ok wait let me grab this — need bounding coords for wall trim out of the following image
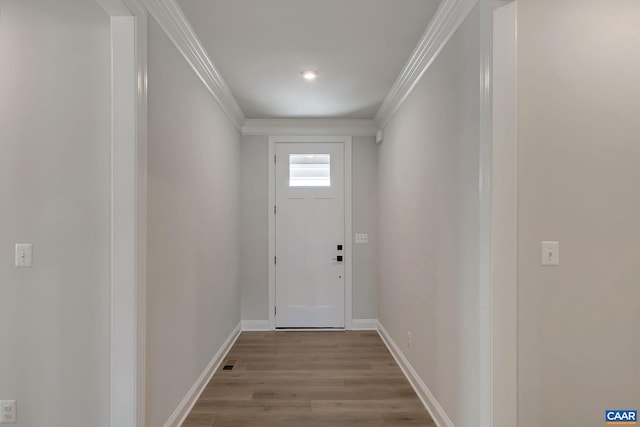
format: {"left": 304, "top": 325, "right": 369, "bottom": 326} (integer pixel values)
{"left": 377, "top": 322, "right": 455, "bottom": 427}
{"left": 138, "top": 0, "right": 246, "bottom": 130}
{"left": 352, "top": 319, "right": 378, "bottom": 330}
{"left": 110, "top": 16, "right": 139, "bottom": 427}
{"left": 241, "top": 320, "right": 270, "bottom": 331}
{"left": 478, "top": 1, "right": 494, "bottom": 427}
{"left": 242, "top": 119, "right": 379, "bottom": 137}
{"left": 491, "top": 3, "right": 518, "bottom": 427}
{"left": 267, "top": 139, "right": 276, "bottom": 330}
{"left": 267, "top": 136, "right": 353, "bottom": 330}
{"left": 163, "top": 322, "right": 242, "bottom": 427}
{"left": 374, "top": 0, "right": 479, "bottom": 127}
{"left": 344, "top": 139, "right": 353, "bottom": 330}
{"left": 98, "top": 1, "right": 148, "bottom": 426}
{"left": 133, "top": 10, "right": 149, "bottom": 427}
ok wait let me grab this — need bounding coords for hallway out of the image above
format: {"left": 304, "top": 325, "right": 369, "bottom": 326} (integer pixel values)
{"left": 2, "top": 1, "right": 639, "bottom": 426}
{"left": 183, "top": 331, "right": 434, "bottom": 427}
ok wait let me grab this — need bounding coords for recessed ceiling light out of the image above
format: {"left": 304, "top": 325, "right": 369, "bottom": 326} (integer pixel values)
{"left": 301, "top": 70, "right": 318, "bottom": 81}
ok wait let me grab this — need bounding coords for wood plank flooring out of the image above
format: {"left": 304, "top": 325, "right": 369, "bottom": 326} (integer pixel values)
{"left": 182, "top": 331, "right": 434, "bottom": 427}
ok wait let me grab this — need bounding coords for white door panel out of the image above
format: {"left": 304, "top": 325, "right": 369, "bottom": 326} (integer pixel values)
{"left": 275, "top": 142, "right": 345, "bottom": 328}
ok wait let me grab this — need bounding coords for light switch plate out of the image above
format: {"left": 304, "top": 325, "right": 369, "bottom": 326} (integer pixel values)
{"left": 15, "top": 244, "right": 33, "bottom": 267}
{"left": 0, "top": 400, "right": 16, "bottom": 424}
{"left": 541, "top": 241, "right": 559, "bottom": 266}
{"left": 355, "top": 233, "right": 368, "bottom": 244}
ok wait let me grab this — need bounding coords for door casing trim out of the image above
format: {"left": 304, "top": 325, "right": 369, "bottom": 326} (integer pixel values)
{"left": 267, "top": 135, "right": 353, "bottom": 330}
{"left": 96, "top": 1, "right": 148, "bottom": 426}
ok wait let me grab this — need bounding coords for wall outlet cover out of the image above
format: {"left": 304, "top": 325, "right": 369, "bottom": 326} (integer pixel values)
{"left": 541, "top": 241, "right": 559, "bottom": 266}
{"left": 0, "top": 400, "right": 16, "bottom": 424}
{"left": 355, "top": 233, "right": 368, "bottom": 244}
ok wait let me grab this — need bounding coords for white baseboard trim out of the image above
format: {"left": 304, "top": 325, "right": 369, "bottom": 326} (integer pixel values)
{"left": 352, "top": 319, "right": 379, "bottom": 330}
{"left": 377, "top": 321, "right": 455, "bottom": 427}
{"left": 163, "top": 322, "right": 242, "bottom": 427}
{"left": 241, "top": 320, "right": 270, "bottom": 331}
{"left": 240, "top": 319, "right": 379, "bottom": 331}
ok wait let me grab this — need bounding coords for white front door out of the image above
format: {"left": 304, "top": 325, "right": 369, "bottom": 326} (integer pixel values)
{"left": 275, "top": 142, "right": 345, "bottom": 328}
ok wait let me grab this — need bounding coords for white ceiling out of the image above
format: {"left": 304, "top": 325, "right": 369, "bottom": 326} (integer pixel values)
{"left": 176, "top": 0, "right": 442, "bottom": 119}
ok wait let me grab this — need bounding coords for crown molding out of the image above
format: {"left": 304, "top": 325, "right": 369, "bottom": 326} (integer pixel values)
{"left": 242, "top": 119, "right": 379, "bottom": 137}
{"left": 139, "top": 0, "right": 246, "bottom": 130}
{"left": 374, "top": 0, "right": 478, "bottom": 128}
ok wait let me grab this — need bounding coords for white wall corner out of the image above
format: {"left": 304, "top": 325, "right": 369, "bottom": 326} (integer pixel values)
{"left": 478, "top": 1, "right": 494, "bottom": 427}
{"left": 351, "top": 319, "right": 379, "bottom": 330}
{"left": 242, "top": 119, "right": 379, "bottom": 137}
{"left": 374, "top": 0, "right": 479, "bottom": 128}
{"left": 108, "top": 6, "right": 148, "bottom": 427}
{"left": 377, "top": 322, "right": 456, "bottom": 427}
{"left": 138, "top": 0, "right": 246, "bottom": 130}
{"left": 163, "top": 322, "right": 242, "bottom": 427}
{"left": 241, "top": 320, "right": 270, "bottom": 331}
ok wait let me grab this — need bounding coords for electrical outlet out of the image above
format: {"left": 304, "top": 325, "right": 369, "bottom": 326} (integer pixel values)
{"left": 355, "top": 233, "right": 368, "bottom": 244}
{"left": 407, "top": 331, "right": 412, "bottom": 349}
{"left": 0, "top": 400, "right": 16, "bottom": 424}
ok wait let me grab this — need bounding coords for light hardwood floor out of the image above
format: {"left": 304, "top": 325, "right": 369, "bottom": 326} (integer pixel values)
{"left": 182, "top": 330, "right": 435, "bottom": 427}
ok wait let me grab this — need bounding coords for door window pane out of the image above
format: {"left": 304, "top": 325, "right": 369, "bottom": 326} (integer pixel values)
{"left": 289, "top": 154, "right": 331, "bottom": 187}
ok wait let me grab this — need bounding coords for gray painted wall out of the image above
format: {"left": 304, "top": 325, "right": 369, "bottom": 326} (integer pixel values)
{"left": 0, "top": 1, "right": 111, "bottom": 425}
{"left": 146, "top": 18, "right": 242, "bottom": 427}
{"left": 239, "top": 136, "right": 269, "bottom": 320}
{"left": 352, "top": 136, "right": 378, "bottom": 319}
{"left": 517, "top": 1, "right": 640, "bottom": 425}
{"left": 377, "top": 6, "right": 483, "bottom": 426}
{"left": 239, "top": 135, "right": 379, "bottom": 321}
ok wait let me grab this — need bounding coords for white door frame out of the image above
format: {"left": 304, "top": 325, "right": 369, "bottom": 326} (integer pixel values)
{"left": 490, "top": 1, "right": 518, "bottom": 426}
{"left": 268, "top": 136, "right": 353, "bottom": 330}
{"left": 479, "top": 0, "right": 494, "bottom": 426}
{"left": 95, "top": 1, "right": 147, "bottom": 426}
